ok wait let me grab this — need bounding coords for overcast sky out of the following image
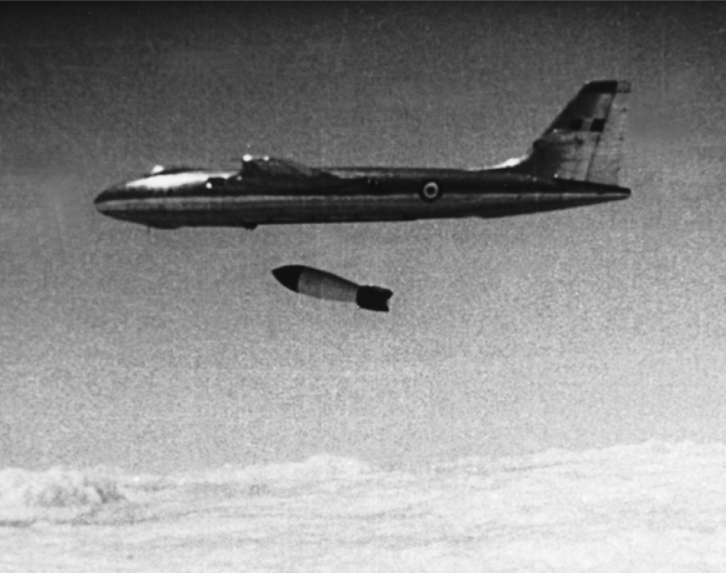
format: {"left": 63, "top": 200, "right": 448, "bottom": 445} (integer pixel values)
{"left": 2, "top": 3, "right": 726, "bottom": 473}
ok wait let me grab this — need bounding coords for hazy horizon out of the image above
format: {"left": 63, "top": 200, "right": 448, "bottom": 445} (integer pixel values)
{"left": 3, "top": 441, "right": 726, "bottom": 572}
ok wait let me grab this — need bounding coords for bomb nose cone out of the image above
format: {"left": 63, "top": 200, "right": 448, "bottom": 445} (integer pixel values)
{"left": 272, "top": 265, "right": 304, "bottom": 292}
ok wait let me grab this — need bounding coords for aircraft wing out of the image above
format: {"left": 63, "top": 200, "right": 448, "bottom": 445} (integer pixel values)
{"left": 230, "top": 155, "right": 375, "bottom": 195}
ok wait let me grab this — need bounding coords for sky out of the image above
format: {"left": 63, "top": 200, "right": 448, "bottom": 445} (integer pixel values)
{"left": 2, "top": 3, "right": 726, "bottom": 474}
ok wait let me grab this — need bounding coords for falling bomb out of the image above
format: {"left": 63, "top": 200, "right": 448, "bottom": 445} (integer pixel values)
{"left": 272, "top": 265, "right": 393, "bottom": 312}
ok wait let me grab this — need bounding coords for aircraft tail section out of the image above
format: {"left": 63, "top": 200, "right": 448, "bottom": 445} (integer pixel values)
{"left": 507, "top": 80, "right": 631, "bottom": 186}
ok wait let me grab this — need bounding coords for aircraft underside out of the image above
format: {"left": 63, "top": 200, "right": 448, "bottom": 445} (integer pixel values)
{"left": 100, "top": 185, "right": 628, "bottom": 229}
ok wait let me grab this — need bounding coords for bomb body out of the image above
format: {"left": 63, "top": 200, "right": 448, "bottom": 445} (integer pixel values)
{"left": 272, "top": 265, "right": 392, "bottom": 312}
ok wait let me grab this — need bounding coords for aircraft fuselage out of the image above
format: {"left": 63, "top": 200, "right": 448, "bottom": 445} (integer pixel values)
{"left": 94, "top": 165, "right": 630, "bottom": 230}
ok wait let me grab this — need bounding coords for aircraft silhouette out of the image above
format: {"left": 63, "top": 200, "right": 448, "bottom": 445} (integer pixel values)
{"left": 95, "top": 80, "right": 630, "bottom": 230}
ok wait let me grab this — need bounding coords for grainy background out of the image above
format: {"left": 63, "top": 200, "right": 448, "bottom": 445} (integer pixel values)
{"left": 2, "top": 2, "right": 725, "bottom": 475}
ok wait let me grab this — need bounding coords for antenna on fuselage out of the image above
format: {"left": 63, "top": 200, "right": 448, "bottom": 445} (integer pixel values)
{"left": 231, "top": 153, "right": 259, "bottom": 177}
{"left": 230, "top": 153, "right": 253, "bottom": 171}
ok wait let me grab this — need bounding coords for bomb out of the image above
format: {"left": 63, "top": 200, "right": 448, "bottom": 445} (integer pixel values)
{"left": 272, "top": 265, "right": 393, "bottom": 312}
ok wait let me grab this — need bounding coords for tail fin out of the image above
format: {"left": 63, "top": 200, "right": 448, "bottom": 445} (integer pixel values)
{"left": 507, "top": 80, "right": 631, "bottom": 186}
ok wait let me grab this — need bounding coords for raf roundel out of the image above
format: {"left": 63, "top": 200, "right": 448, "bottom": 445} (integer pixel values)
{"left": 420, "top": 181, "right": 441, "bottom": 202}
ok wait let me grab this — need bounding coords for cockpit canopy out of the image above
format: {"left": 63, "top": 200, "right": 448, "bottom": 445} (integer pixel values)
{"left": 140, "top": 157, "right": 330, "bottom": 181}
{"left": 239, "top": 155, "right": 325, "bottom": 178}
{"left": 146, "top": 165, "right": 205, "bottom": 176}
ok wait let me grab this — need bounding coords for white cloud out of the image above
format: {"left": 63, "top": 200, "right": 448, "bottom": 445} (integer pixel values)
{"left": 2, "top": 442, "right": 726, "bottom": 572}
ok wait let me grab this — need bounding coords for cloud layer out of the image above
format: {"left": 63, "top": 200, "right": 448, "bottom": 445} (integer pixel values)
{"left": 2, "top": 441, "right": 725, "bottom": 572}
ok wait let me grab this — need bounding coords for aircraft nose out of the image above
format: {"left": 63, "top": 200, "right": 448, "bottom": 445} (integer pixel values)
{"left": 94, "top": 182, "right": 131, "bottom": 216}
{"left": 94, "top": 189, "right": 109, "bottom": 208}
{"left": 94, "top": 186, "right": 116, "bottom": 212}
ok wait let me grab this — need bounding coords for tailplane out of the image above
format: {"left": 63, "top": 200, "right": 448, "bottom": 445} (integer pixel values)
{"left": 504, "top": 80, "right": 630, "bottom": 186}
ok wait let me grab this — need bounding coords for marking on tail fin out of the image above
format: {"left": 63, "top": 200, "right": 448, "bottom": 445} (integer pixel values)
{"left": 506, "top": 80, "right": 631, "bottom": 186}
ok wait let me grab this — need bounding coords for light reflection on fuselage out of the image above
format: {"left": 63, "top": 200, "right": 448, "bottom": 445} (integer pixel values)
{"left": 94, "top": 163, "right": 630, "bottom": 230}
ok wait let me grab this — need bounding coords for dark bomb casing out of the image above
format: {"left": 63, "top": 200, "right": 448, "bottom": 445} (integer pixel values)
{"left": 272, "top": 265, "right": 392, "bottom": 312}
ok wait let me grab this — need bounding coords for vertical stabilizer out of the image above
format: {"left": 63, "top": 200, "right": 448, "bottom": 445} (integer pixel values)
{"left": 508, "top": 80, "right": 630, "bottom": 186}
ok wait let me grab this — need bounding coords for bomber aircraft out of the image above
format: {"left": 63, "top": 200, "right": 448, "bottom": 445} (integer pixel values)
{"left": 94, "top": 80, "right": 631, "bottom": 230}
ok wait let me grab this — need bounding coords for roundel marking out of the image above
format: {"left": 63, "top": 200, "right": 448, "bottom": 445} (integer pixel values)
{"left": 420, "top": 181, "right": 441, "bottom": 202}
